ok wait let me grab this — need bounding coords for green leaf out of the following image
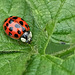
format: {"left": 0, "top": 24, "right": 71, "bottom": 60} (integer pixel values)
{"left": 46, "top": 41, "right": 70, "bottom": 54}
{"left": 24, "top": 54, "right": 75, "bottom": 75}
{"left": 26, "top": 0, "right": 56, "bottom": 54}
{"left": 62, "top": 55, "right": 75, "bottom": 74}
{"left": 51, "top": 0, "right": 75, "bottom": 44}
{"left": 52, "top": 45, "right": 75, "bottom": 58}
{"left": 26, "top": 0, "right": 75, "bottom": 55}
{"left": 0, "top": 0, "right": 75, "bottom": 74}
{"left": 0, "top": 52, "right": 31, "bottom": 75}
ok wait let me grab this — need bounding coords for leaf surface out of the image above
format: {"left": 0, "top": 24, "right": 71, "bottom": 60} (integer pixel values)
{"left": 24, "top": 54, "right": 75, "bottom": 75}
{"left": 0, "top": 0, "right": 75, "bottom": 75}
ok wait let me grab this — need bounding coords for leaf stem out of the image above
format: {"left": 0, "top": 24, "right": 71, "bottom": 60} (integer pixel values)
{"left": 44, "top": 20, "right": 56, "bottom": 54}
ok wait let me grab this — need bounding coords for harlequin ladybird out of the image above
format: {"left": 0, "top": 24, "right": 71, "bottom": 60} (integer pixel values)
{"left": 3, "top": 16, "right": 32, "bottom": 43}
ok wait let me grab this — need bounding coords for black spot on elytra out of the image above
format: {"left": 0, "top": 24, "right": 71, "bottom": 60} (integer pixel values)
{"left": 6, "top": 23, "right": 8, "bottom": 26}
{"left": 13, "top": 17, "right": 18, "bottom": 19}
{"left": 9, "top": 32, "right": 12, "bottom": 36}
{"left": 25, "top": 24, "right": 29, "bottom": 28}
{"left": 22, "top": 27, "right": 26, "bottom": 32}
{"left": 19, "top": 21, "right": 23, "bottom": 25}
{"left": 4, "top": 26, "right": 7, "bottom": 30}
{"left": 9, "top": 19, "right": 13, "bottom": 24}
{"left": 14, "top": 34, "right": 18, "bottom": 38}
{"left": 9, "top": 27, "right": 13, "bottom": 31}
{"left": 15, "top": 24, "right": 20, "bottom": 28}
{"left": 17, "top": 30, "right": 21, "bottom": 34}
{"left": 4, "top": 18, "right": 8, "bottom": 23}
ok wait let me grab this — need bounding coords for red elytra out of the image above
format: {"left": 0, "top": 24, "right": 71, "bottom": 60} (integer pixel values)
{"left": 3, "top": 16, "right": 30, "bottom": 39}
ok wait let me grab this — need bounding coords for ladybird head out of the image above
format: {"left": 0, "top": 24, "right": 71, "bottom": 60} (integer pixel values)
{"left": 21, "top": 31, "right": 32, "bottom": 43}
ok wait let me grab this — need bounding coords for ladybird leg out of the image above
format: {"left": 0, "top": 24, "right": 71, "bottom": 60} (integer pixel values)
{"left": 27, "top": 38, "right": 32, "bottom": 44}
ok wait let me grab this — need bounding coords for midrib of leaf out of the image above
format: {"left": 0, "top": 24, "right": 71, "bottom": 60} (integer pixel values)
{"left": 43, "top": 22, "right": 55, "bottom": 54}
{"left": 8, "top": 0, "right": 12, "bottom": 13}
{"left": 51, "top": 0, "right": 75, "bottom": 44}
{"left": 54, "top": 0, "right": 66, "bottom": 21}
{"left": 40, "top": 0, "right": 54, "bottom": 53}
{"left": 43, "top": 0, "right": 66, "bottom": 53}
{"left": 25, "top": 0, "right": 51, "bottom": 54}
{"left": 26, "top": 0, "right": 67, "bottom": 54}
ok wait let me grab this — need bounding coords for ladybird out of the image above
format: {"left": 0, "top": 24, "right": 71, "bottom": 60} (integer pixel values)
{"left": 3, "top": 16, "right": 32, "bottom": 43}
